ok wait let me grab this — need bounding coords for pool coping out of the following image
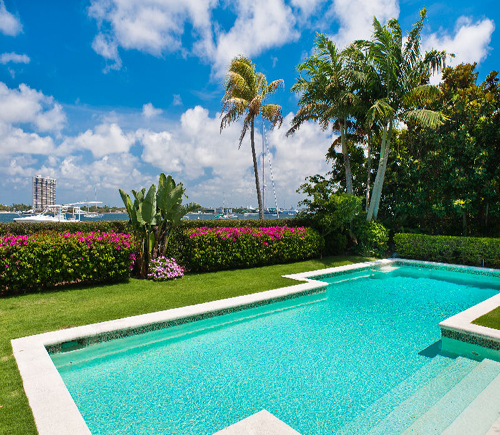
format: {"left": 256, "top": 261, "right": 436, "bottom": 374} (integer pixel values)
{"left": 11, "top": 258, "right": 500, "bottom": 435}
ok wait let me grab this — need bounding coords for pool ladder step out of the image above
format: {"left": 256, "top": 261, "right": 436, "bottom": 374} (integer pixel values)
{"left": 366, "top": 356, "right": 479, "bottom": 435}
{"left": 402, "top": 358, "right": 500, "bottom": 435}
{"left": 336, "top": 356, "right": 457, "bottom": 435}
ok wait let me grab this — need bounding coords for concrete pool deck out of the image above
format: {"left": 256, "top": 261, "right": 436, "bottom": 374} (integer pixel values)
{"left": 11, "top": 259, "right": 500, "bottom": 434}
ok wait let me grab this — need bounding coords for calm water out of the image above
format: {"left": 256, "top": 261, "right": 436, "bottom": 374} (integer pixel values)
{"left": 51, "top": 266, "right": 500, "bottom": 435}
{"left": 0, "top": 212, "right": 285, "bottom": 223}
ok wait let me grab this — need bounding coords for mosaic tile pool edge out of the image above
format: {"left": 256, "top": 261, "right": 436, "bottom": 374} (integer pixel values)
{"left": 46, "top": 286, "right": 326, "bottom": 354}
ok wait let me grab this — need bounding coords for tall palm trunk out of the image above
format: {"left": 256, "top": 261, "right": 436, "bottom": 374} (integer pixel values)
{"left": 367, "top": 119, "right": 393, "bottom": 221}
{"left": 365, "top": 132, "right": 372, "bottom": 212}
{"left": 250, "top": 119, "right": 264, "bottom": 219}
{"left": 341, "top": 118, "right": 353, "bottom": 194}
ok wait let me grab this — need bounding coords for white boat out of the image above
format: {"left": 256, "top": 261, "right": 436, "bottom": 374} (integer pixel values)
{"left": 69, "top": 201, "right": 104, "bottom": 218}
{"left": 13, "top": 205, "right": 83, "bottom": 223}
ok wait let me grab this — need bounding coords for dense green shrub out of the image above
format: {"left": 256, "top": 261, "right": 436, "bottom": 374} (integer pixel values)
{"left": 179, "top": 226, "right": 323, "bottom": 272}
{"left": 352, "top": 219, "right": 389, "bottom": 257}
{"left": 394, "top": 233, "right": 500, "bottom": 268}
{"left": 324, "top": 232, "right": 348, "bottom": 255}
{"left": 0, "top": 232, "right": 136, "bottom": 295}
{"left": 0, "top": 220, "right": 128, "bottom": 236}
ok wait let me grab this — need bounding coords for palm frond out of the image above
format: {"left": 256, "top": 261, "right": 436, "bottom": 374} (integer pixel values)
{"left": 403, "top": 108, "right": 447, "bottom": 128}
{"left": 261, "top": 104, "right": 283, "bottom": 129}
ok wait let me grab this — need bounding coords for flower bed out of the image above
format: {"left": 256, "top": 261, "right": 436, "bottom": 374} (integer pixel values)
{"left": 0, "top": 231, "right": 136, "bottom": 295}
{"left": 181, "top": 226, "right": 323, "bottom": 272}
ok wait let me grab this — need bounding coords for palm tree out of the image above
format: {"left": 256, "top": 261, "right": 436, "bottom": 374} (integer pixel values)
{"left": 220, "top": 56, "right": 284, "bottom": 219}
{"left": 350, "top": 9, "right": 447, "bottom": 220}
{"left": 287, "top": 33, "right": 358, "bottom": 194}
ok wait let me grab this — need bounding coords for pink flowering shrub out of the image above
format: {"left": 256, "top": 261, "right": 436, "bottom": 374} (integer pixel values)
{"left": 147, "top": 256, "right": 184, "bottom": 281}
{"left": 181, "top": 226, "right": 323, "bottom": 272}
{"left": 0, "top": 231, "right": 137, "bottom": 295}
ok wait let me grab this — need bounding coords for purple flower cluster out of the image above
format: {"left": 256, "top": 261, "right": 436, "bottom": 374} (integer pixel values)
{"left": 60, "top": 231, "right": 135, "bottom": 249}
{"left": 186, "top": 226, "right": 308, "bottom": 241}
{"left": 0, "top": 235, "right": 28, "bottom": 248}
{"left": 147, "top": 256, "right": 184, "bottom": 281}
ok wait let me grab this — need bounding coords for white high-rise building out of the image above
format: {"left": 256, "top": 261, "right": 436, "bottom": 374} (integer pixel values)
{"left": 32, "top": 175, "right": 56, "bottom": 210}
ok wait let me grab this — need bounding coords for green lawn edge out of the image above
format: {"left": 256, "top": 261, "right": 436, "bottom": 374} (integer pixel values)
{"left": 0, "top": 255, "right": 371, "bottom": 435}
{"left": 473, "top": 306, "right": 500, "bottom": 330}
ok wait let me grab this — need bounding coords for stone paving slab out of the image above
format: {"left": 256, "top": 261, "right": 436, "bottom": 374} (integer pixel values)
{"left": 213, "top": 410, "right": 301, "bottom": 435}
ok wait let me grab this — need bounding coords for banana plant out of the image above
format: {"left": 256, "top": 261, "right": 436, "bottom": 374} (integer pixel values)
{"left": 119, "top": 174, "right": 200, "bottom": 278}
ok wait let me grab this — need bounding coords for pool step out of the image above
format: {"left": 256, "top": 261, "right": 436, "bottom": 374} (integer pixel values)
{"left": 441, "top": 367, "right": 500, "bottom": 435}
{"left": 402, "top": 358, "right": 500, "bottom": 435}
{"left": 366, "top": 356, "right": 478, "bottom": 435}
{"left": 336, "top": 356, "right": 456, "bottom": 435}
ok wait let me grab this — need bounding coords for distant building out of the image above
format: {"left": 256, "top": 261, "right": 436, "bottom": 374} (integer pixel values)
{"left": 32, "top": 175, "right": 56, "bottom": 210}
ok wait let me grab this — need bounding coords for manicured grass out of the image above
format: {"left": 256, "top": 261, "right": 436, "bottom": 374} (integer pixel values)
{"left": 473, "top": 306, "right": 500, "bottom": 330}
{"left": 0, "top": 255, "right": 371, "bottom": 435}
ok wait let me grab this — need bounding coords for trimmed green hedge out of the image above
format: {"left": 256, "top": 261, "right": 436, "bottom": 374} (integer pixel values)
{"left": 0, "top": 232, "right": 136, "bottom": 295}
{"left": 176, "top": 226, "right": 323, "bottom": 272}
{"left": 394, "top": 233, "right": 500, "bottom": 268}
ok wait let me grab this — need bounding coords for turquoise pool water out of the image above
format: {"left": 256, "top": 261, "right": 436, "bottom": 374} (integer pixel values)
{"left": 51, "top": 265, "right": 500, "bottom": 435}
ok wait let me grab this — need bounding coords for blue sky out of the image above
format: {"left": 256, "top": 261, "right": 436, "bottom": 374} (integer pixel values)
{"left": 0, "top": 0, "right": 497, "bottom": 208}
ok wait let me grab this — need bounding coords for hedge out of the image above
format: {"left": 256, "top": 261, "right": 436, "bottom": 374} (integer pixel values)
{"left": 177, "top": 226, "right": 323, "bottom": 272}
{"left": 0, "top": 231, "right": 136, "bottom": 295}
{"left": 394, "top": 233, "right": 500, "bottom": 269}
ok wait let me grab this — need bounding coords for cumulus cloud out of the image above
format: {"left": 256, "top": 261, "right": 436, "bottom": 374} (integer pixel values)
{"left": 142, "top": 102, "right": 163, "bottom": 118}
{"left": 0, "top": 82, "right": 66, "bottom": 132}
{"left": 62, "top": 123, "right": 136, "bottom": 158}
{"left": 88, "top": 0, "right": 215, "bottom": 70}
{"left": 0, "top": 52, "right": 30, "bottom": 64}
{"left": 424, "top": 17, "right": 495, "bottom": 66}
{"left": 206, "top": 0, "right": 299, "bottom": 77}
{"left": 136, "top": 105, "right": 333, "bottom": 207}
{"left": 0, "top": 123, "right": 55, "bottom": 155}
{"left": 0, "top": 0, "right": 22, "bottom": 36}
{"left": 326, "top": 0, "right": 399, "bottom": 48}
{"left": 88, "top": 0, "right": 300, "bottom": 77}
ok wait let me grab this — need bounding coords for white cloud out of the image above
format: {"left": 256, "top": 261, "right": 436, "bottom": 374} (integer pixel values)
{"left": 424, "top": 17, "right": 495, "bottom": 67}
{"left": 0, "top": 52, "right": 30, "bottom": 64}
{"left": 0, "top": 123, "right": 55, "bottom": 155}
{"left": 142, "top": 102, "right": 163, "bottom": 118}
{"left": 172, "top": 94, "right": 182, "bottom": 106}
{"left": 206, "top": 0, "right": 299, "bottom": 77}
{"left": 89, "top": 0, "right": 215, "bottom": 70}
{"left": 91, "top": 33, "right": 122, "bottom": 71}
{"left": 64, "top": 123, "right": 136, "bottom": 158}
{"left": 88, "top": 0, "right": 299, "bottom": 78}
{"left": 0, "top": 82, "right": 66, "bottom": 132}
{"left": 136, "top": 106, "right": 333, "bottom": 207}
{"left": 326, "top": 0, "right": 399, "bottom": 48}
{"left": 0, "top": 0, "right": 22, "bottom": 36}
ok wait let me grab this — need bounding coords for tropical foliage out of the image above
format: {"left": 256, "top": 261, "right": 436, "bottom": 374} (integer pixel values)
{"left": 120, "top": 174, "right": 200, "bottom": 278}
{"left": 288, "top": 34, "right": 358, "bottom": 194}
{"left": 381, "top": 64, "right": 500, "bottom": 237}
{"left": 291, "top": 9, "right": 447, "bottom": 222}
{"left": 220, "top": 56, "right": 284, "bottom": 219}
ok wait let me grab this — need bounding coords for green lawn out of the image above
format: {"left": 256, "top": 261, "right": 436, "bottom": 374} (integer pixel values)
{"left": 473, "top": 306, "right": 500, "bottom": 330}
{"left": 0, "top": 255, "right": 371, "bottom": 435}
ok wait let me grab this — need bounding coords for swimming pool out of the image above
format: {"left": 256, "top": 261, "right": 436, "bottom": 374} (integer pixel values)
{"left": 46, "top": 261, "right": 500, "bottom": 435}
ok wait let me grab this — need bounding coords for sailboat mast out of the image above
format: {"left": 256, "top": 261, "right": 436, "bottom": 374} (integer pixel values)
{"left": 262, "top": 119, "right": 265, "bottom": 214}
